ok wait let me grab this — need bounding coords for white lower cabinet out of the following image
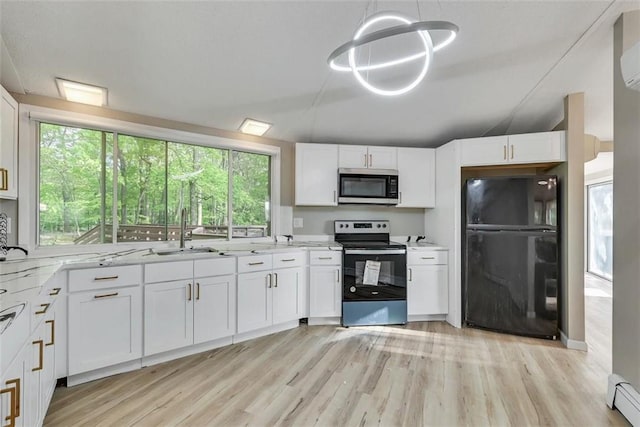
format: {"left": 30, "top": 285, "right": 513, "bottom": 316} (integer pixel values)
{"left": 143, "top": 258, "right": 237, "bottom": 356}
{"left": 309, "top": 265, "right": 342, "bottom": 317}
{"left": 0, "top": 343, "right": 28, "bottom": 427}
{"left": 68, "top": 285, "right": 142, "bottom": 375}
{"left": 407, "top": 250, "right": 449, "bottom": 316}
{"left": 144, "top": 280, "right": 194, "bottom": 355}
{"left": 237, "top": 253, "right": 304, "bottom": 334}
{"left": 193, "top": 275, "right": 236, "bottom": 344}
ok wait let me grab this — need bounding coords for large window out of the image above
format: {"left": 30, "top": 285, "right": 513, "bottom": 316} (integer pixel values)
{"left": 39, "top": 123, "right": 271, "bottom": 245}
{"left": 587, "top": 182, "right": 613, "bottom": 280}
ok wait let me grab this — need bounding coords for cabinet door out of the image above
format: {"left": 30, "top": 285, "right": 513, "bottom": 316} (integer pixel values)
{"left": 42, "top": 313, "right": 56, "bottom": 412}
{"left": 368, "top": 146, "right": 397, "bottom": 169}
{"left": 193, "top": 274, "right": 236, "bottom": 344}
{"left": 144, "top": 281, "right": 194, "bottom": 356}
{"left": 338, "top": 145, "right": 369, "bottom": 168}
{"left": 237, "top": 271, "right": 272, "bottom": 333}
{"left": 459, "top": 136, "right": 509, "bottom": 167}
{"left": 508, "top": 131, "right": 565, "bottom": 164}
{"left": 397, "top": 147, "right": 435, "bottom": 208}
{"left": 68, "top": 286, "right": 142, "bottom": 375}
{"left": 309, "top": 266, "right": 342, "bottom": 317}
{"left": 272, "top": 267, "right": 301, "bottom": 324}
{"left": 0, "top": 86, "right": 18, "bottom": 199}
{"left": 295, "top": 143, "right": 338, "bottom": 206}
{"left": 407, "top": 265, "right": 448, "bottom": 315}
{"left": 1, "top": 346, "right": 28, "bottom": 427}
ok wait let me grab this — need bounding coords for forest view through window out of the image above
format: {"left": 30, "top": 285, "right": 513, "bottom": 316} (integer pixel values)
{"left": 39, "top": 123, "right": 271, "bottom": 245}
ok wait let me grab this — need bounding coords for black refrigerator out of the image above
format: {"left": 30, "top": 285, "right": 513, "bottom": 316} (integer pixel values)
{"left": 464, "top": 175, "right": 559, "bottom": 339}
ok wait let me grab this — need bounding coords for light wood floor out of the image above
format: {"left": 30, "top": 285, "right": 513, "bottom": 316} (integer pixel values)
{"left": 45, "top": 283, "right": 626, "bottom": 426}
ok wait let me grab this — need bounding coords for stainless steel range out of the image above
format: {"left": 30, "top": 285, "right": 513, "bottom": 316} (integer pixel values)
{"left": 335, "top": 220, "right": 407, "bottom": 326}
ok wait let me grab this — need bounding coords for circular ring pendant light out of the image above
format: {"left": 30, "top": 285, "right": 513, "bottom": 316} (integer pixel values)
{"left": 328, "top": 12, "right": 458, "bottom": 96}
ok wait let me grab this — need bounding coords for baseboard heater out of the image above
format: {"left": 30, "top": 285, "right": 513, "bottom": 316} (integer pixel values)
{"left": 608, "top": 374, "right": 640, "bottom": 426}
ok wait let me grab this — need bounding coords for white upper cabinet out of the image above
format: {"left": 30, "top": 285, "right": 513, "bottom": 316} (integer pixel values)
{"left": 459, "top": 136, "right": 509, "bottom": 166}
{"left": 397, "top": 147, "right": 435, "bottom": 208}
{"left": 1, "top": 85, "right": 18, "bottom": 199}
{"left": 508, "top": 131, "right": 566, "bottom": 164}
{"left": 295, "top": 143, "right": 338, "bottom": 206}
{"left": 460, "top": 131, "right": 566, "bottom": 167}
{"left": 338, "top": 145, "right": 397, "bottom": 169}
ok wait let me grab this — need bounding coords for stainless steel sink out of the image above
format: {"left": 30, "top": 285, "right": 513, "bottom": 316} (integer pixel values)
{"left": 151, "top": 247, "right": 218, "bottom": 256}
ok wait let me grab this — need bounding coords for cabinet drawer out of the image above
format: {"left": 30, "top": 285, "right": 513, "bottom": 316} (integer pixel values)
{"left": 194, "top": 257, "right": 236, "bottom": 278}
{"left": 309, "top": 251, "right": 342, "bottom": 265}
{"left": 68, "top": 265, "right": 141, "bottom": 292}
{"left": 407, "top": 250, "right": 448, "bottom": 265}
{"left": 145, "top": 261, "right": 193, "bottom": 283}
{"left": 237, "top": 254, "right": 273, "bottom": 273}
{"left": 272, "top": 251, "right": 305, "bottom": 268}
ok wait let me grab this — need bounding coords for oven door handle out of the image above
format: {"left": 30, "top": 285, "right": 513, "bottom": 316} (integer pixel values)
{"left": 343, "top": 249, "right": 406, "bottom": 255}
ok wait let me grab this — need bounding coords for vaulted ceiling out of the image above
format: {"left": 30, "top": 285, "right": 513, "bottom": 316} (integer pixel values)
{"left": 1, "top": 1, "right": 635, "bottom": 147}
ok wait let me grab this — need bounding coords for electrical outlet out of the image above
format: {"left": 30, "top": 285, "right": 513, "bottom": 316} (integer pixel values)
{"left": 6, "top": 217, "right": 11, "bottom": 234}
{"left": 293, "top": 217, "right": 303, "bottom": 228}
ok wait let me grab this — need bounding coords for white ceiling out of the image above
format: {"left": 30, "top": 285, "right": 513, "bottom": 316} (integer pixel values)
{"left": 1, "top": 1, "right": 635, "bottom": 147}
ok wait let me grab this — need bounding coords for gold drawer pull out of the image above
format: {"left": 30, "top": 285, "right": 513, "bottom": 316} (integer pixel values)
{"left": 317, "top": 257, "right": 333, "bottom": 260}
{"left": 0, "top": 168, "right": 8, "bottom": 191}
{"left": 94, "top": 275, "right": 119, "bottom": 281}
{"left": 46, "top": 319, "right": 55, "bottom": 346}
{"left": 35, "top": 303, "right": 50, "bottom": 315}
{"left": 49, "top": 287, "right": 61, "bottom": 296}
{"left": 281, "top": 258, "right": 296, "bottom": 262}
{"left": 248, "top": 261, "right": 264, "bottom": 266}
{"left": 32, "top": 340, "right": 44, "bottom": 372}
{"left": 421, "top": 257, "right": 436, "bottom": 260}
{"left": 94, "top": 292, "right": 118, "bottom": 299}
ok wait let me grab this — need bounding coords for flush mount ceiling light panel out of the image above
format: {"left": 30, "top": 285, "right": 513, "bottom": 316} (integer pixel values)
{"left": 239, "top": 118, "right": 272, "bottom": 136}
{"left": 55, "top": 78, "right": 108, "bottom": 106}
{"left": 328, "top": 11, "right": 458, "bottom": 96}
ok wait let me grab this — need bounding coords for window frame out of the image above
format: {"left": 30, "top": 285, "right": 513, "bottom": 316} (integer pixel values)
{"left": 586, "top": 179, "right": 613, "bottom": 281}
{"left": 19, "top": 104, "right": 281, "bottom": 253}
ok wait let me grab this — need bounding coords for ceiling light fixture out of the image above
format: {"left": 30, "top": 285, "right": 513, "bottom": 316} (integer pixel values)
{"left": 239, "top": 118, "right": 272, "bottom": 136}
{"left": 55, "top": 78, "right": 108, "bottom": 106}
{"left": 328, "top": 11, "right": 458, "bottom": 96}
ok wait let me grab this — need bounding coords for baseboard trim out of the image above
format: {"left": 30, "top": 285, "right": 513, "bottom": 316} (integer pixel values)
{"left": 67, "top": 359, "right": 142, "bottom": 387}
{"left": 233, "top": 320, "right": 299, "bottom": 344}
{"left": 559, "top": 330, "right": 588, "bottom": 351}
{"left": 308, "top": 317, "right": 341, "bottom": 326}
{"left": 608, "top": 374, "right": 640, "bottom": 426}
{"left": 142, "top": 336, "right": 233, "bottom": 367}
{"left": 408, "top": 314, "right": 447, "bottom": 322}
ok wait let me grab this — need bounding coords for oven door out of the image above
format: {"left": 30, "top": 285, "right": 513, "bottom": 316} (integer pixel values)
{"left": 343, "top": 249, "right": 406, "bottom": 301}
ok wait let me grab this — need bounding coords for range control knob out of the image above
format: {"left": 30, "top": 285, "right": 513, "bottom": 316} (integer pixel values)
{"left": 377, "top": 224, "right": 381, "bottom": 228}
{"left": 383, "top": 224, "right": 387, "bottom": 228}
{"left": 345, "top": 224, "right": 349, "bottom": 228}
{"left": 339, "top": 224, "right": 344, "bottom": 228}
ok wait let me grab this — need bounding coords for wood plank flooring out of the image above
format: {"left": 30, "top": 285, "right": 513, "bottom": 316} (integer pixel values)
{"left": 45, "top": 282, "right": 626, "bottom": 426}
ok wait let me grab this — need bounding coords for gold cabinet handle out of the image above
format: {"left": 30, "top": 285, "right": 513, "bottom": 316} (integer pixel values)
{"left": 503, "top": 145, "right": 507, "bottom": 160}
{"left": 2, "top": 378, "right": 21, "bottom": 424}
{"left": 421, "top": 257, "right": 436, "bottom": 260}
{"left": 335, "top": 269, "right": 340, "bottom": 283}
{"left": 94, "top": 292, "right": 118, "bottom": 299}
{"left": 32, "top": 340, "right": 44, "bottom": 372}
{"left": 511, "top": 144, "right": 514, "bottom": 159}
{"left": 46, "top": 319, "right": 55, "bottom": 346}
{"left": 196, "top": 283, "right": 200, "bottom": 301}
{"left": 35, "top": 303, "right": 50, "bottom": 315}
{"left": 369, "top": 154, "right": 373, "bottom": 167}
{"left": 187, "top": 283, "right": 192, "bottom": 301}
{"left": 274, "top": 273, "right": 278, "bottom": 288}
{"left": 0, "top": 168, "right": 8, "bottom": 191}
{"left": 281, "top": 258, "right": 296, "bottom": 262}
{"left": 333, "top": 190, "right": 336, "bottom": 203}
{"left": 94, "top": 275, "right": 119, "bottom": 281}
{"left": 409, "top": 268, "right": 413, "bottom": 282}
{"left": 248, "top": 261, "right": 264, "bottom": 266}
{"left": 364, "top": 153, "right": 368, "bottom": 167}
{"left": 49, "top": 287, "right": 61, "bottom": 296}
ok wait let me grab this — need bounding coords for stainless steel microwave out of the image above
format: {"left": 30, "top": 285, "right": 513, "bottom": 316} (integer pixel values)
{"left": 338, "top": 168, "right": 399, "bottom": 205}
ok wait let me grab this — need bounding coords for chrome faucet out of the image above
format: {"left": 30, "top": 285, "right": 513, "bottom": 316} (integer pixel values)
{"left": 179, "top": 208, "right": 192, "bottom": 249}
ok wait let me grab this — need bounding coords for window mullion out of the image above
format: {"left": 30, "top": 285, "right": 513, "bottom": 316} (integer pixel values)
{"left": 100, "top": 132, "right": 107, "bottom": 243}
{"left": 112, "top": 132, "right": 119, "bottom": 243}
{"left": 228, "top": 150, "right": 233, "bottom": 241}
